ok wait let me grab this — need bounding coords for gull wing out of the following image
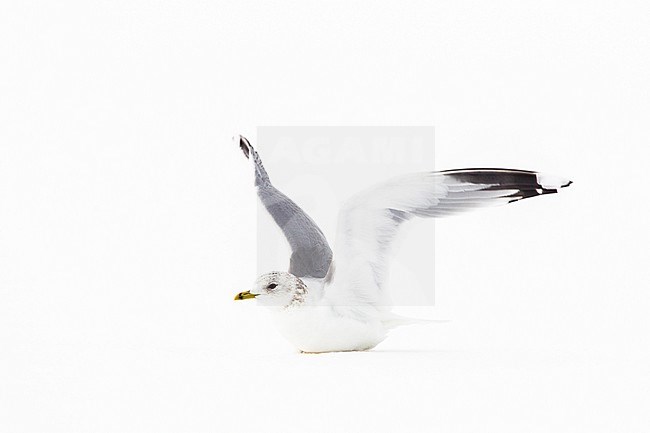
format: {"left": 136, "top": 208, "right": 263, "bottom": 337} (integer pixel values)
{"left": 239, "top": 136, "right": 333, "bottom": 278}
{"left": 324, "top": 168, "right": 572, "bottom": 306}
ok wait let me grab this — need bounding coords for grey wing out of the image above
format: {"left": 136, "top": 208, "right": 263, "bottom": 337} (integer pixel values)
{"left": 239, "top": 136, "right": 333, "bottom": 278}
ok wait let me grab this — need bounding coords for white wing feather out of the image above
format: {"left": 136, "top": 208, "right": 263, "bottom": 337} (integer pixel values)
{"left": 323, "top": 169, "right": 571, "bottom": 306}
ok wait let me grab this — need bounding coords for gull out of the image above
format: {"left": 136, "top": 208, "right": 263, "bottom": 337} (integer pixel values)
{"left": 234, "top": 136, "right": 571, "bottom": 353}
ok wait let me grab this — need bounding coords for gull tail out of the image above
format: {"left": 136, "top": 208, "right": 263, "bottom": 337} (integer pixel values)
{"left": 382, "top": 313, "right": 450, "bottom": 329}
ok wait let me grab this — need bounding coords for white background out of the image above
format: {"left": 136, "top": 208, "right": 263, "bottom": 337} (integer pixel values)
{"left": 1, "top": 1, "right": 649, "bottom": 432}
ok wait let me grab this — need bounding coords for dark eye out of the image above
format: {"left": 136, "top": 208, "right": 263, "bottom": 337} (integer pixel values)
{"left": 267, "top": 283, "right": 278, "bottom": 290}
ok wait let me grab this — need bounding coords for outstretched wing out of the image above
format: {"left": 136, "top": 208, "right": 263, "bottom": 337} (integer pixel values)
{"left": 239, "top": 136, "right": 333, "bottom": 278}
{"left": 324, "top": 168, "right": 572, "bottom": 306}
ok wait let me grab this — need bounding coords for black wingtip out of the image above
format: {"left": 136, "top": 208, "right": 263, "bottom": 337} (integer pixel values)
{"left": 239, "top": 135, "right": 251, "bottom": 159}
{"left": 561, "top": 180, "right": 573, "bottom": 188}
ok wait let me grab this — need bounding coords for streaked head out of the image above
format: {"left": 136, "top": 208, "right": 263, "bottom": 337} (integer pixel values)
{"left": 234, "top": 272, "right": 307, "bottom": 307}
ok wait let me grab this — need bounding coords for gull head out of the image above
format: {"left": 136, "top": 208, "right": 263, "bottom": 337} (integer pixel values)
{"left": 234, "top": 272, "right": 307, "bottom": 307}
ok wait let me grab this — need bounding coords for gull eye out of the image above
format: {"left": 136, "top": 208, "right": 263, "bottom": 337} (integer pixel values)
{"left": 267, "top": 283, "right": 278, "bottom": 290}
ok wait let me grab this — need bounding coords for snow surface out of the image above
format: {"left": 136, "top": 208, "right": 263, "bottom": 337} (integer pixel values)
{"left": 3, "top": 308, "right": 648, "bottom": 433}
